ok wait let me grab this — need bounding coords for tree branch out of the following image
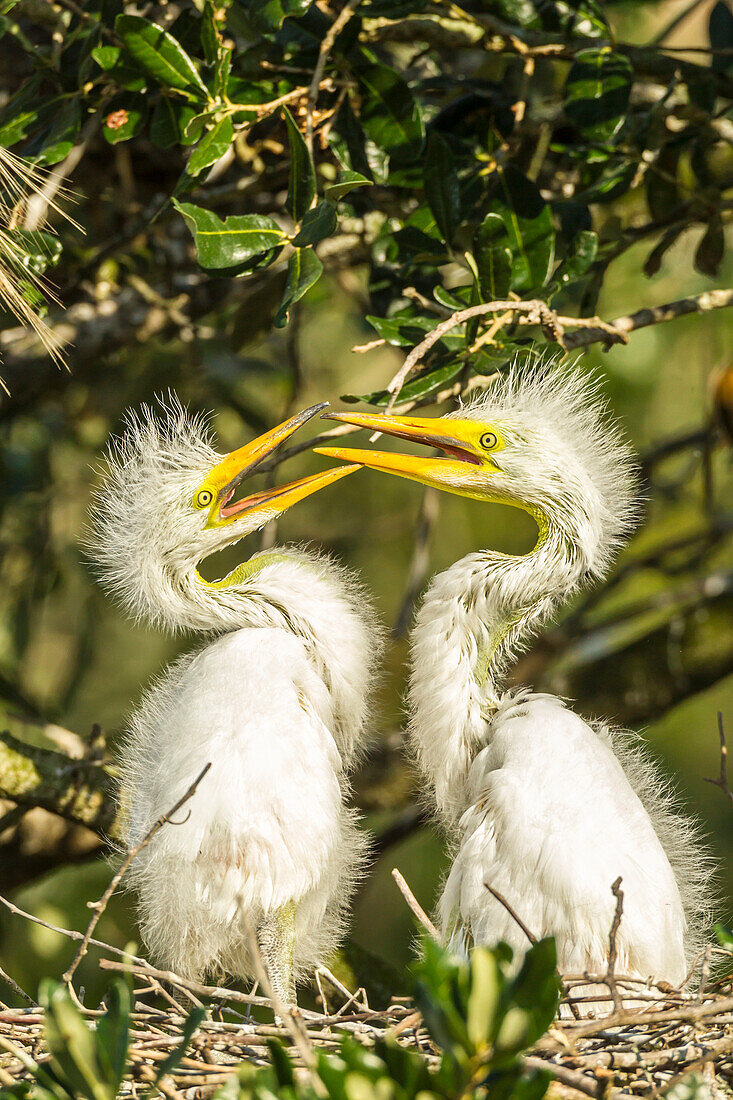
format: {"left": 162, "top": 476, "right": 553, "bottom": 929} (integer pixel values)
{"left": 0, "top": 730, "right": 117, "bottom": 838}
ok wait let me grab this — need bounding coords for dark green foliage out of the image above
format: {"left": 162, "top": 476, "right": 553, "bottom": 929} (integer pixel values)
{"left": 215, "top": 936, "right": 560, "bottom": 1100}
{"left": 0, "top": 0, "right": 730, "bottom": 395}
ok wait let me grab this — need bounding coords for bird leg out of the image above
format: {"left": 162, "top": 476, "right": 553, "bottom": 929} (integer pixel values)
{"left": 257, "top": 902, "right": 297, "bottom": 1007}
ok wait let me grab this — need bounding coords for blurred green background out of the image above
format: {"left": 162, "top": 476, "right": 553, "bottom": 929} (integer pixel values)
{"left": 0, "top": 0, "right": 732, "bottom": 1008}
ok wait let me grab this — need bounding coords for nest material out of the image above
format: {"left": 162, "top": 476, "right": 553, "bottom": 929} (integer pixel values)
{"left": 2, "top": 959, "right": 733, "bottom": 1100}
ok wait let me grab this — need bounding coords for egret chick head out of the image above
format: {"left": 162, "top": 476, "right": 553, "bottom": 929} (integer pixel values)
{"left": 88, "top": 396, "right": 357, "bottom": 627}
{"left": 317, "top": 361, "right": 639, "bottom": 581}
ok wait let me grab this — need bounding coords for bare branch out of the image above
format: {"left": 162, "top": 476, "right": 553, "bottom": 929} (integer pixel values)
{"left": 484, "top": 882, "right": 537, "bottom": 945}
{"left": 604, "top": 877, "right": 624, "bottom": 1013}
{"left": 63, "top": 763, "right": 212, "bottom": 985}
{"left": 703, "top": 712, "right": 733, "bottom": 807}
{"left": 0, "top": 729, "right": 116, "bottom": 837}
{"left": 391, "top": 867, "right": 440, "bottom": 941}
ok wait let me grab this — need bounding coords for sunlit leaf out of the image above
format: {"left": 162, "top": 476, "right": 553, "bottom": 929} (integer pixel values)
{"left": 115, "top": 15, "right": 208, "bottom": 100}
{"left": 490, "top": 167, "right": 555, "bottom": 292}
{"left": 474, "top": 214, "right": 512, "bottom": 300}
{"left": 187, "top": 116, "right": 234, "bottom": 175}
{"left": 173, "top": 201, "right": 285, "bottom": 269}
{"left": 293, "top": 201, "right": 337, "bottom": 246}
{"left": 354, "top": 60, "right": 425, "bottom": 165}
{"left": 325, "top": 171, "right": 373, "bottom": 202}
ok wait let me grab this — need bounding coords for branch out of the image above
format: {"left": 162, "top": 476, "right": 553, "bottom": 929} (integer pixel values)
{"left": 379, "top": 289, "right": 733, "bottom": 412}
{"left": 0, "top": 729, "right": 117, "bottom": 837}
{"left": 564, "top": 289, "right": 733, "bottom": 350}
{"left": 604, "top": 877, "right": 624, "bottom": 1013}
{"left": 703, "top": 713, "right": 733, "bottom": 808}
{"left": 63, "top": 762, "right": 211, "bottom": 985}
{"left": 306, "top": 0, "right": 361, "bottom": 154}
{"left": 391, "top": 867, "right": 440, "bottom": 940}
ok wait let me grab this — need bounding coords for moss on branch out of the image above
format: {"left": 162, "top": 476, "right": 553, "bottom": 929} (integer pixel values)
{"left": 0, "top": 730, "right": 119, "bottom": 839}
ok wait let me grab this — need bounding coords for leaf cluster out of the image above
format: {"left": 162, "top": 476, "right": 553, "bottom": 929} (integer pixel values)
{"left": 0, "top": 0, "right": 731, "bottom": 403}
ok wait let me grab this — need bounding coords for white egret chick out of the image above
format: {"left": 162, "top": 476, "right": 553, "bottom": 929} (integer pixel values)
{"left": 89, "top": 399, "right": 378, "bottom": 1004}
{"left": 317, "top": 365, "right": 711, "bottom": 993}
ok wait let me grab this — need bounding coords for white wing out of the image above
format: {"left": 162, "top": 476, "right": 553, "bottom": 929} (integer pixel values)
{"left": 439, "top": 692, "right": 688, "bottom": 984}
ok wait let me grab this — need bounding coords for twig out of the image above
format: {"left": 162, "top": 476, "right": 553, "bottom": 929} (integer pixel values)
{"left": 0, "top": 964, "right": 36, "bottom": 1007}
{"left": 564, "top": 289, "right": 733, "bottom": 350}
{"left": 703, "top": 713, "right": 733, "bottom": 807}
{"left": 605, "top": 877, "right": 624, "bottom": 1013}
{"left": 391, "top": 867, "right": 440, "bottom": 940}
{"left": 0, "top": 892, "right": 147, "bottom": 966}
{"left": 484, "top": 883, "right": 537, "bottom": 945}
{"left": 62, "top": 762, "right": 212, "bottom": 985}
{"left": 523, "top": 1055, "right": 609, "bottom": 1098}
{"left": 305, "top": 0, "right": 360, "bottom": 154}
{"left": 382, "top": 299, "right": 624, "bottom": 411}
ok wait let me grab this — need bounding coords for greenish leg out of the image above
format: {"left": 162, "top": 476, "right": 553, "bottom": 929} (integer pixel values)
{"left": 257, "top": 901, "right": 297, "bottom": 1006}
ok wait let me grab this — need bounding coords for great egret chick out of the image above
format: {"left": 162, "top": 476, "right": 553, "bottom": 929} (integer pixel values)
{"left": 89, "top": 399, "right": 378, "bottom": 1005}
{"left": 317, "top": 365, "right": 711, "bottom": 997}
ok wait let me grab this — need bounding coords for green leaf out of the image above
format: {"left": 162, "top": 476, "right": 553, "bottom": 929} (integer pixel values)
{"left": 564, "top": 48, "right": 633, "bottom": 142}
{"left": 153, "top": 1007, "right": 206, "bottom": 1083}
{"left": 274, "top": 247, "right": 323, "bottom": 327}
{"left": 354, "top": 60, "right": 425, "bottom": 165}
{"left": 115, "top": 14, "right": 208, "bottom": 100}
{"left": 695, "top": 212, "right": 724, "bottom": 276}
{"left": 40, "top": 980, "right": 112, "bottom": 1100}
{"left": 150, "top": 96, "right": 197, "bottom": 148}
{"left": 91, "top": 45, "right": 147, "bottom": 92}
{"left": 491, "top": 167, "right": 555, "bottom": 292}
{"left": 343, "top": 360, "right": 464, "bottom": 407}
{"left": 95, "top": 982, "right": 131, "bottom": 1096}
{"left": 466, "top": 947, "right": 501, "bottom": 1050}
{"left": 188, "top": 116, "right": 234, "bottom": 175}
{"left": 293, "top": 201, "right": 338, "bottom": 246}
{"left": 173, "top": 201, "right": 285, "bottom": 269}
{"left": 33, "top": 100, "right": 81, "bottom": 166}
{"left": 6, "top": 229, "right": 62, "bottom": 275}
{"left": 266, "top": 1040, "right": 295, "bottom": 1087}
{"left": 102, "top": 94, "right": 147, "bottom": 145}
{"left": 329, "top": 97, "right": 374, "bottom": 180}
{"left": 0, "top": 73, "right": 43, "bottom": 146}
{"left": 325, "top": 171, "right": 373, "bottom": 202}
{"left": 283, "top": 105, "right": 316, "bottom": 223}
{"left": 248, "top": 0, "right": 313, "bottom": 33}
{"left": 473, "top": 214, "right": 512, "bottom": 300}
{"left": 546, "top": 230, "right": 598, "bottom": 296}
{"left": 710, "top": 0, "right": 733, "bottom": 73}
{"left": 423, "top": 132, "right": 461, "bottom": 244}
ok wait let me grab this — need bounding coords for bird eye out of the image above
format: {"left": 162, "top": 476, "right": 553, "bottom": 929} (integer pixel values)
{"left": 196, "top": 489, "right": 213, "bottom": 508}
{"left": 480, "top": 432, "right": 498, "bottom": 450}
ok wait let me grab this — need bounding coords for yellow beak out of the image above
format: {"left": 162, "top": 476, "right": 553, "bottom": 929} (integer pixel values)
{"left": 314, "top": 411, "right": 493, "bottom": 500}
{"left": 205, "top": 404, "right": 360, "bottom": 525}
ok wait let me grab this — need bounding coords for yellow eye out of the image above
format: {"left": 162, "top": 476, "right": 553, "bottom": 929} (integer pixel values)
{"left": 480, "top": 431, "right": 498, "bottom": 450}
{"left": 196, "top": 489, "right": 213, "bottom": 508}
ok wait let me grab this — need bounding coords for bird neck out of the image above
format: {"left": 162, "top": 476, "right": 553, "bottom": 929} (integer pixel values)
{"left": 165, "top": 548, "right": 377, "bottom": 768}
{"left": 409, "top": 505, "right": 587, "bottom": 823}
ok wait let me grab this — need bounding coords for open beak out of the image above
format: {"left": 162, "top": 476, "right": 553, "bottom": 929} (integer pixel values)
{"left": 208, "top": 404, "right": 360, "bottom": 525}
{"left": 314, "top": 411, "right": 489, "bottom": 498}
